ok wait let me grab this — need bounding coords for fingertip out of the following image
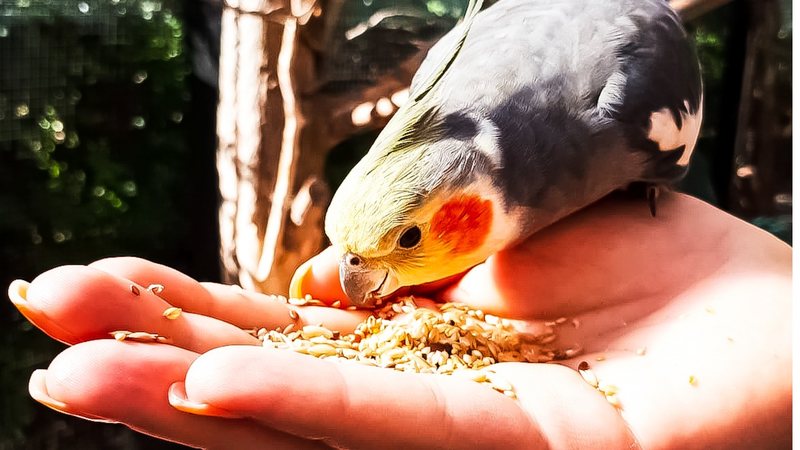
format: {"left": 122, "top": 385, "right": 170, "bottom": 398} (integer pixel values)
{"left": 12, "top": 274, "right": 86, "bottom": 345}
{"left": 29, "top": 369, "right": 113, "bottom": 423}
{"left": 29, "top": 369, "right": 67, "bottom": 411}
{"left": 289, "top": 247, "right": 349, "bottom": 306}
{"left": 168, "top": 381, "right": 241, "bottom": 419}
{"left": 288, "top": 258, "right": 313, "bottom": 299}
{"left": 8, "top": 279, "right": 40, "bottom": 321}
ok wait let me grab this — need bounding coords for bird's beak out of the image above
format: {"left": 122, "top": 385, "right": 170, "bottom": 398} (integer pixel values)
{"left": 338, "top": 256, "right": 398, "bottom": 307}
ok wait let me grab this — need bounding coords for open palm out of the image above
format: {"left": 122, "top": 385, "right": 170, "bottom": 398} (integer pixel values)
{"left": 9, "top": 193, "right": 790, "bottom": 449}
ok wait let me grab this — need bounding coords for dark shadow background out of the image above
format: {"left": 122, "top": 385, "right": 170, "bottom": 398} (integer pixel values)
{"left": 0, "top": 0, "right": 791, "bottom": 448}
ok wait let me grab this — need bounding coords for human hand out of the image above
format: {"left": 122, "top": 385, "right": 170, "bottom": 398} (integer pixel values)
{"left": 9, "top": 192, "right": 791, "bottom": 448}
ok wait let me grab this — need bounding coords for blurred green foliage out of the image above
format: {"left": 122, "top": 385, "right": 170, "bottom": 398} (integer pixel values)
{"left": 1, "top": 1, "right": 195, "bottom": 448}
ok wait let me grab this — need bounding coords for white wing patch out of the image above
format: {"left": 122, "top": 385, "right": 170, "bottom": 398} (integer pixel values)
{"left": 647, "top": 96, "right": 703, "bottom": 166}
{"left": 597, "top": 71, "right": 627, "bottom": 116}
{"left": 471, "top": 115, "right": 502, "bottom": 167}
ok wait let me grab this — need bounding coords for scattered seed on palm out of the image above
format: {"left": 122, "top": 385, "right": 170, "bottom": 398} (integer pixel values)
{"left": 261, "top": 297, "right": 557, "bottom": 396}
{"left": 110, "top": 330, "right": 170, "bottom": 344}
{"left": 130, "top": 285, "right": 140, "bottom": 296}
{"left": 606, "top": 393, "right": 621, "bottom": 408}
{"left": 112, "top": 330, "right": 130, "bottom": 341}
{"left": 147, "top": 284, "right": 165, "bottom": 295}
{"left": 163, "top": 307, "right": 182, "bottom": 320}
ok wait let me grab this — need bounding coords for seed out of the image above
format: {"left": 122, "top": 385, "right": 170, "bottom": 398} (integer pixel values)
{"left": 163, "top": 307, "right": 182, "bottom": 320}
{"left": 599, "top": 383, "right": 618, "bottom": 396}
{"left": 147, "top": 284, "right": 165, "bottom": 294}
{"left": 486, "top": 371, "right": 514, "bottom": 392}
{"left": 571, "top": 318, "right": 581, "bottom": 328}
{"left": 562, "top": 345, "right": 583, "bottom": 358}
{"left": 332, "top": 300, "right": 342, "bottom": 308}
{"left": 606, "top": 393, "right": 621, "bottom": 408}
{"left": 595, "top": 354, "right": 606, "bottom": 361}
{"left": 130, "top": 285, "right": 140, "bottom": 296}
{"left": 577, "top": 361, "right": 599, "bottom": 388}
{"left": 257, "top": 297, "right": 557, "bottom": 397}
{"left": 124, "top": 331, "right": 164, "bottom": 342}
{"left": 636, "top": 347, "right": 647, "bottom": 356}
{"left": 383, "top": 347, "right": 407, "bottom": 360}
{"left": 301, "top": 325, "right": 334, "bottom": 340}
{"left": 111, "top": 331, "right": 129, "bottom": 341}
{"left": 453, "top": 369, "right": 487, "bottom": 382}
{"left": 308, "top": 344, "right": 337, "bottom": 357}
{"left": 705, "top": 307, "right": 716, "bottom": 315}
{"left": 288, "top": 298, "right": 308, "bottom": 306}
{"left": 689, "top": 375, "right": 698, "bottom": 386}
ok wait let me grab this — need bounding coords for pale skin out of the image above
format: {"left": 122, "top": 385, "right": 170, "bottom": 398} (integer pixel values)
{"left": 8, "top": 192, "right": 791, "bottom": 449}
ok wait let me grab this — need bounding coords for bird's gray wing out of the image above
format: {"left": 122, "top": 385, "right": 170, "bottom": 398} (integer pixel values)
{"left": 594, "top": 0, "right": 704, "bottom": 184}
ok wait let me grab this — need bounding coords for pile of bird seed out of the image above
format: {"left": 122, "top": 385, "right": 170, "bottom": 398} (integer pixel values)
{"left": 259, "top": 296, "right": 557, "bottom": 397}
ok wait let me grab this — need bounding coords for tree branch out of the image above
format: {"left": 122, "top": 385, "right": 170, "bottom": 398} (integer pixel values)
{"left": 671, "top": 0, "right": 735, "bottom": 21}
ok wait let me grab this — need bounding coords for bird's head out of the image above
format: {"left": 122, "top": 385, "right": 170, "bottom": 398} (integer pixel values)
{"left": 324, "top": 0, "right": 497, "bottom": 307}
{"left": 325, "top": 108, "right": 518, "bottom": 307}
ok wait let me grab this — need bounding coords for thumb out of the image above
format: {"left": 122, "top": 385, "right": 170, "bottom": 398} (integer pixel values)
{"left": 289, "top": 247, "right": 350, "bottom": 306}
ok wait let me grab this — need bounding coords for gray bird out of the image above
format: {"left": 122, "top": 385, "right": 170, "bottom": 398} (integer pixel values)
{"left": 322, "top": 0, "right": 703, "bottom": 307}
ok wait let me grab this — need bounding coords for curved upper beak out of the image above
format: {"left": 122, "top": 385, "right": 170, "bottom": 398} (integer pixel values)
{"left": 338, "top": 255, "right": 398, "bottom": 307}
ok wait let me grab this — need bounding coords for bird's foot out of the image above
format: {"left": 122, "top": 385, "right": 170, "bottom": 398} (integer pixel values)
{"left": 647, "top": 185, "right": 660, "bottom": 217}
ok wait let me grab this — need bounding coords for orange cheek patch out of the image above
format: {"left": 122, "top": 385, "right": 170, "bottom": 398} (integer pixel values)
{"left": 430, "top": 196, "right": 493, "bottom": 254}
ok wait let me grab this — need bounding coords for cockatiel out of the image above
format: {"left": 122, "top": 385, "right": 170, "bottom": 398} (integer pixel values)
{"left": 324, "top": 0, "right": 703, "bottom": 307}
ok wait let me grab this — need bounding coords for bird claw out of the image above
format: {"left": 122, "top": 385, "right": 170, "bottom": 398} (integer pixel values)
{"left": 647, "top": 185, "right": 659, "bottom": 217}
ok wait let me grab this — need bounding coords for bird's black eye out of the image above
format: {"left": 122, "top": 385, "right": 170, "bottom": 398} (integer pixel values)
{"left": 398, "top": 225, "right": 422, "bottom": 249}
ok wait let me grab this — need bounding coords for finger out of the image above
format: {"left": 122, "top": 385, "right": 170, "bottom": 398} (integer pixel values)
{"left": 31, "top": 340, "right": 325, "bottom": 449}
{"left": 93, "top": 257, "right": 367, "bottom": 333}
{"left": 13, "top": 265, "right": 258, "bottom": 352}
{"left": 177, "top": 346, "right": 541, "bottom": 449}
{"left": 90, "top": 257, "right": 288, "bottom": 329}
{"left": 201, "top": 282, "right": 369, "bottom": 334}
{"left": 289, "top": 247, "right": 348, "bottom": 305}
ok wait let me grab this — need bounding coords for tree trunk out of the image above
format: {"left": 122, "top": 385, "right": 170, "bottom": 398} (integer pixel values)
{"left": 216, "top": 0, "right": 425, "bottom": 293}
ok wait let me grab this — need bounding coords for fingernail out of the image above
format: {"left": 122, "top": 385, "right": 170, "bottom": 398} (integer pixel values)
{"left": 8, "top": 280, "right": 39, "bottom": 319}
{"left": 288, "top": 258, "right": 313, "bottom": 299}
{"left": 8, "top": 280, "right": 81, "bottom": 345}
{"left": 28, "top": 370, "right": 115, "bottom": 423}
{"left": 168, "top": 382, "right": 241, "bottom": 419}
